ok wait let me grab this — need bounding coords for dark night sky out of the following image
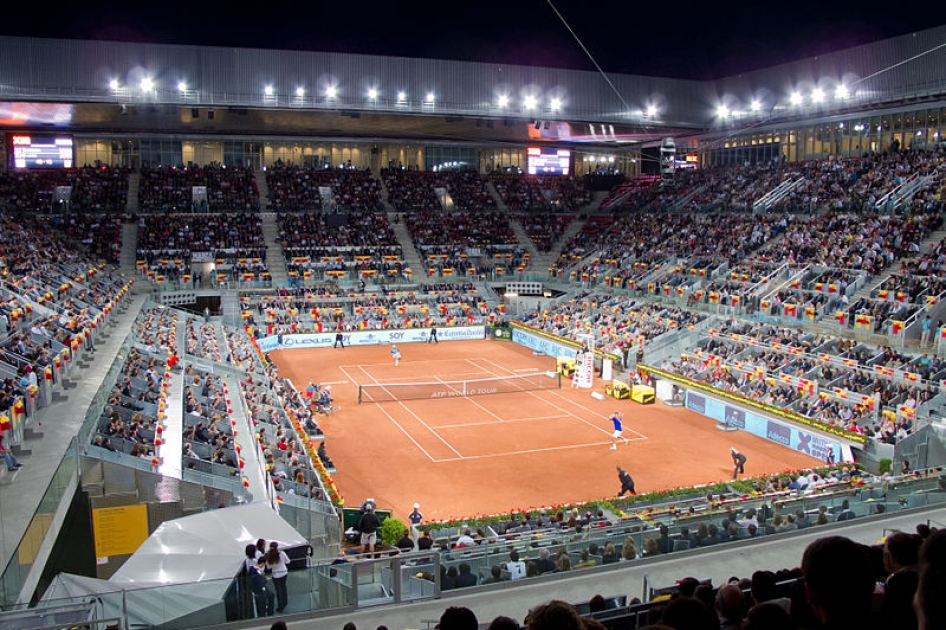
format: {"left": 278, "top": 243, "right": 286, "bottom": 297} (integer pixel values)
{"left": 5, "top": 2, "right": 946, "bottom": 80}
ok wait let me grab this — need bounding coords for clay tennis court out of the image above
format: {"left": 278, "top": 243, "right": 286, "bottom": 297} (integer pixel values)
{"left": 270, "top": 340, "right": 822, "bottom": 522}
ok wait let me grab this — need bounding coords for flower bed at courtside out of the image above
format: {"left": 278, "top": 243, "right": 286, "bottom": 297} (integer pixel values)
{"left": 427, "top": 464, "right": 866, "bottom": 531}
{"left": 638, "top": 364, "right": 867, "bottom": 444}
{"left": 509, "top": 321, "right": 622, "bottom": 362}
{"left": 288, "top": 410, "right": 345, "bottom": 508}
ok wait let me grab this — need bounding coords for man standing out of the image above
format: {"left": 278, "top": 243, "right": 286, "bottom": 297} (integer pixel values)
{"left": 617, "top": 466, "right": 637, "bottom": 497}
{"left": 391, "top": 344, "right": 401, "bottom": 366}
{"left": 922, "top": 315, "right": 933, "bottom": 347}
{"left": 609, "top": 411, "right": 629, "bottom": 450}
{"left": 428, "top": 326, "right": 438, "bottom": 343}
{"left": 356, "top": 504, "right": 381, "bottom": 556}
{"left": 334, "top": 330, "right": 344, "bottom": 349}
{"left": 731, "top": 447, "right": 747, "bottom": 479}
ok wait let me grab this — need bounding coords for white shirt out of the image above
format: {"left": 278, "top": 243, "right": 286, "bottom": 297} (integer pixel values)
{"left": 504, "top": 560, "right": 526, "bottom": 580}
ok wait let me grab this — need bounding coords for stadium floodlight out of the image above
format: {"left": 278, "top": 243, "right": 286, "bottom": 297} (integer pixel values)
{"left": 426, "top": 92, "right": 435, "bottom": 103}
{"left": 177, "top": 81, "right": 188, "bottom": 92}
{"left": 326, "top": 86, "right": 337, "bottom": 98}
{"left": 550, "top": 97, "right": 562, "bottom": 111}
{"left": 750, "top": 99, "right": 761, "bottom": 111}
{"left": 140, "top": 78, "right": 154, "bottom": 92}
{"left": 835, "top": 84, "right": 849, "bottom": 100}
{"left": 397, "top": 90, "right": 406, "bottom": 102}
{"left": 497, "top": 94, "right": 509, "bottom": 108}
{"left": 716, "top": 104, "right": 729, "bottom": 118}
{"left": 264, "top": 85, "right": 274, "bottom": 96}
{"left": 789, "top": 92, "right": 803, "bottom": 106}
{"left": 646, "top": 104, "right": 657, "bottom": 117}
{"left": 524, "top": 95, "right": 537, "bottom": 110}
{"left": 811, "top": 88, "right": 824, "bottom": 103}
{"left": 296, "top": 87, "right": 305, "bottom": 97}
{"left": 109, "top": 79, "right": 120, "bottom": 91}
{"left": 368, "top": 88, "right": 378, "bottom": 100}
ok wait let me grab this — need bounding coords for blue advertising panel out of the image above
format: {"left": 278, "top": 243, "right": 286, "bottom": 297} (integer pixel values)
{"left": 511, "top": 327, "right": 578, "bottom": 359}
{"left": 257, "top": 326, "right": 484, "bottom": 353}
{"left": 685, "top": 391, "right": 841, "bottom": 463}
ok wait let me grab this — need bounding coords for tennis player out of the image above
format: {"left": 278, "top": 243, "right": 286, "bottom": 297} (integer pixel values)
{"left": 610, "top": 411, "right": 628, "bottom": 450}
{"left": 391, "top": 344, "right": 401, "bottom": 366}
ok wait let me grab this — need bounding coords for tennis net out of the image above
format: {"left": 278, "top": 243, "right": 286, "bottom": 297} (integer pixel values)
{"left": 358, "top": 371, "right": 561, "bottom": 403}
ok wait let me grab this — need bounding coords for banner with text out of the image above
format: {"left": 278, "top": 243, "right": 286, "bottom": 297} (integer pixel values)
{"left": 684, "top": 391, "right": 842, "bottom": 463}
{"left": 511, "top": 327, "right": 579, "bottom": 359}
{"left": 257, "top": 326, "right": 485, "bottom": 353}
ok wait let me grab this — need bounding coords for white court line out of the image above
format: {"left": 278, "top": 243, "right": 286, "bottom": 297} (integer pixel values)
{"left": 436, "top": 413, "right": 571, "bottom": 429}
{"left": 355, "top": 364, "right": 464, "bottom": 460}
{"left": 471, "top": 357, "right": 648, "bottom": 442}
{"left": 431, "top": 440, "right": 616, "bottom": 463}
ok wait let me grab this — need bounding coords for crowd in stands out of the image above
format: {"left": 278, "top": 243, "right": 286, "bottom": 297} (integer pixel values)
{"left": 382, "top": 169, "right": 496, "bottom": 212}
{"left": 0, "top": 166, "right": 130, "bottom": 213}
{"left": 265, "top": 164, "right": 384, "bottom": 212}
{"left": 489, "top": 173, "right": 593, "bottom": 211}
{"left": 515, "top": 213, "right": 576, "bottom": 252}
{"left": 138, "top": 165, "right": 260, "bottom": 212}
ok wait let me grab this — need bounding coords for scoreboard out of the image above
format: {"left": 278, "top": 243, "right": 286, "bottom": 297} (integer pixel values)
{"left": 526, "top": 147, "right": 570, "bottom": 175}
{"left": 10, "top": 134, "right": 74, "bottom": 168}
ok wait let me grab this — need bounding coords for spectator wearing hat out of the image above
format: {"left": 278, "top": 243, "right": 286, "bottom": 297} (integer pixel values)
{"left": 409, "top": 503, "right": 423, "bottom": 527}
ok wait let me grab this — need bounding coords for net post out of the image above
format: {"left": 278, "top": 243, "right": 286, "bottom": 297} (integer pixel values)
{"left": 556, "top": 371, "right": 562, "bottom": 389}
{"left": 358, "top": 385, "right": 362, "bottom": 405}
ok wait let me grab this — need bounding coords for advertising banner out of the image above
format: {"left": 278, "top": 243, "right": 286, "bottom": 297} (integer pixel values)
{"left": 257, "top": 326, "right": 484, "bottom": 353}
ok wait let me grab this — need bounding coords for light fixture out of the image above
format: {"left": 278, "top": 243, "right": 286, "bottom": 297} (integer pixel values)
{"left": 264, "top": 85, "right": 274, "bottom": 96}
{"left": 140, "top": 78, "right": 154, "bottom": 91}
{"left": 750, "top": 99, "right": 761, "bottom": 111}
{"left": 811, "top": 88, "right": 824, "bottom": 103}
{"left": 426, "top": 92, "right": 435, "bottom": 103}
{"left": 397, "top": 91, "right": 406, "bottom": 102}
{"left": 177, "top": 81, "right": 188, "bottom": 92}
{"left": 835, "top": 85, "right": 849, "bottom": 100}
{"left": 646, "top": 104, "right": 657, "bottom": 117}
{"left": 716, "top": 104, "right": 729, "bottom": 118}
{"left": 550, "top": 98, "right": 561, "bottom": 111}
{"left": 497, "top": 94, "right": 509, "bottom": 108}
{"left": 524, "top": 95, "right": 537, "bottom": 110}
{"left": 326, "top": 86, "right": 337, "bottom": 98}
{"left": 368, "top": 88, "right": 378, "bottom": 99}
{"left": 296, "top": 87, "right": 305, "bottom": 97}
{"left": 109, "top": 79, "right": 120, "bottom": 91}
{"left": 789, "top": 92, "right": 803, "bottom": 106}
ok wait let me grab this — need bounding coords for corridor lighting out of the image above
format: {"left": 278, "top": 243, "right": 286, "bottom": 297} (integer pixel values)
{"left": 109, "top": 79, "right": 120, "bottom": 91}
{"left": 811, "top": 88, "right": 824, "bottom": 103}
{"left": 524, "top": 95, "right": 537, "bottom": 110}
{"left": 716, "top": 104, "right": 729, "bottom": 118}
{"left": 789, "top": 92, "right": 803, "bottom": 106}
{"left": 750, "top": 99, "right": 761, "bottom": 111}
{"left": 327, "top": 86, "right": 338, "bottom": 98}
{"left": 646, "top": 104, "right": 657, "bottom": 117}
{"left": 426, "top": 92, "right": 435, "bottom": 103}
{"left": 397, "top": 91, "right": 406, "bottom": 102}
{"left": 264, "top": 85, "right": 274, "bottom": 96}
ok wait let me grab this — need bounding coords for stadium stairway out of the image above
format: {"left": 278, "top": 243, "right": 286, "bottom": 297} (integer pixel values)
{"left": 374, "top": 172, "right": 396, "bottom": 213}
{"left": 582, "top": 190, "right": 608, "bottom": 214}
{"left": 389, "top": 217, "right": 424, "bottom": 276}
{"left": 124, "top": 171, "right": 140, "bottom": 214}
{"left": 119, "top": 220, "right": 140, "bottom": 276}
{"left": 261, "top": 212, "right": 289, "bottom": 285}
{"left": 485, "top": 180, "right": 508, "bottom": 211}
{"left": 543, "top": 216, "right": 587, "bottom": 267}
{"left": 220, "top": 294, "right": 244, "bottom": 327}
{"left": 508, "top": 217, "right": 540, "bottom": 261}
{"left": 255, "top": 170, "right": 270, "bottom": 211}
{"left": 0, "top": 290, "right": 147, "bottom": 573}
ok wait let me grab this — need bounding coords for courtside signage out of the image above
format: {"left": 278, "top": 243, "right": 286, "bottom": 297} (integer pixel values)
{"left": 511, "top": 327, "right": 577, "bottom": 358}
{"left": 257, "top": 326, "right": 485, "bottom": 352}
{"left": 685, "top": 391, "right": 842, "bottom": 462}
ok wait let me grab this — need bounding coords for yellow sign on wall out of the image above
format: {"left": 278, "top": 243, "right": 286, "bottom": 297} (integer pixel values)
{"left": 92, "top": 505, "right": 149, "bottom": 558}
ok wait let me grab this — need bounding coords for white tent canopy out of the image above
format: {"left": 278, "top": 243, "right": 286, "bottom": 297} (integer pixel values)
{"left": 41, "top": 504, "right": 309, "bottom": 628}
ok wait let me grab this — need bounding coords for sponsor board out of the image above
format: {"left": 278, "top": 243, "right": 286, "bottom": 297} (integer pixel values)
{"left": 511, "top": 327, "right": 578, "bottom": 359}
{"left": 683, "top": 391, "right": 842, "bottom": 462}
{"left": 257, "top": 326, "right": 484, "bottom": 352}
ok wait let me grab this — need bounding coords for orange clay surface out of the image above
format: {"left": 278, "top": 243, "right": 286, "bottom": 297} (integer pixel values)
{"left": 270, "top": 340, "right": 821, "bottom": 523}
